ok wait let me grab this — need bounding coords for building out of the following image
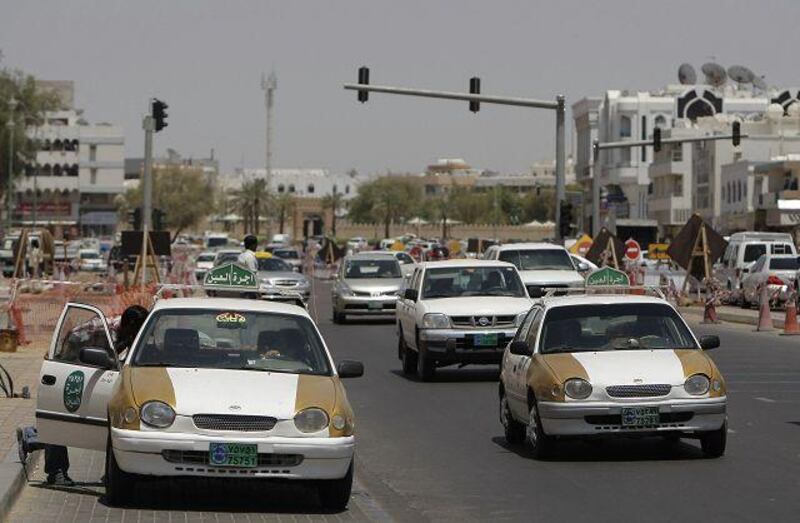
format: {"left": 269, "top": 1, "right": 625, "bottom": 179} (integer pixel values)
{"left": 125, "top": 148, "right": 219, "bottom": 183}
{"left": 752, "top": 155, "right": 800, "bottom": 232}
{"left": 16, "top": 81, "right": 125, "bottom": 236}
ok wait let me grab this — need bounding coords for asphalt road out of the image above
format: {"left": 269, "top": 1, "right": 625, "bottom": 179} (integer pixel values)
{"left": 10, "top": 281, "right": 800, "bottom": 522}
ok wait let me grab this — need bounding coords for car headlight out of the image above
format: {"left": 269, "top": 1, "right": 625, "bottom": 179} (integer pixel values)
{"left": 564, "top": 378, "right": 592, "bottom": 399}
{"left": 338, "top": 283, "right": 353, "bottom": 296}
{"left": 297, "top": 279, "right": 311, "bottom": 288}
{"left": 684, "top": 374, "right": 710, "bottom": 395}
{"left": 294, "top": 407, "right": 329, "bottom": 433}
{"left": 139, "top": 401, "right": 175, "bottom": 428}
{"left": 260, "top": 278, "right": 274, "bottom": 285}
{"left": 422, "top": 313, "right": 450, "bottom": 329}
{"left": 514, "top": 312, "right": 528, "bottom": 327}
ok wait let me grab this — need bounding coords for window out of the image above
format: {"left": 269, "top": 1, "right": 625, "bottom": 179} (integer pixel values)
{"left": 743, "top": 244, "right": 767, "bottom": 263}
{"left": 288, "top": 184, "right": 295, "bottom": 193}
{"left": 620, "top": 115, "right": 632, "bottom": 138}
{"left": 498, "top": 249, "right": 574, "bottom": 271}
{"left": 769, "top": 257, "right": 800, "bottom": 270}
{"left": 421, "top": 266, "right": 526, "bottom": 299}
{"left": 89, "top": 145, "right": 97, "bottom": 162}
{"left": 53, "top": 307, "right": 112, "bottom": 363}
{"left": 641, "top": 116, "right": 647, "bottom": 162}
{"left": 344, "top": 259, "right": 401, "bottom": 279}
{"left": 345, "top": 185, "right": 350, "bottom": 194}
{"left": 771, "top": 243, "right": 793, "bottom": 255}
{"left": 90, "top": 168, "right": 97, "bottom": 185}
{"left": 671, "top": 144, "right": 683, "bottom": 162}
{"left": 654, "top": 115, "right": 667, "bottom": 128}
{"left": 333, "top": 184, "right": 338, "bottom": 194}
{"left": 307, "top": 184, "right": 315, "bottom": 194}
{"left": 277, "top": 184, "right": 285, "bottom": 193}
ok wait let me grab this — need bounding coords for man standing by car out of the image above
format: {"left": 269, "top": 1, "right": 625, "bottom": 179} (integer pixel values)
{"left": 238, "top": 235, "right": 258, "bottom": 271}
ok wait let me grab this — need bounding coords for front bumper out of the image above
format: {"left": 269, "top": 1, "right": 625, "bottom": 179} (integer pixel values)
{"left": 111, "top": 427, "right": 354, "bottom": 480}
{"left": 259, "top": 286, "right": 310, "bottom": 303}
{"left": 538, "top": 397, "right": 727, "bottom": 436}
{"left": 334, "top": 294, "right": 398, "bottom": 316}
{"left": 419, "top": 328, "right": 517, "bottom": 364}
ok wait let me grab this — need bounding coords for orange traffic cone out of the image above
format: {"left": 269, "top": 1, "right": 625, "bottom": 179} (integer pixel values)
{"left": 757, "top": 284, "right": 773, "bottom": 331}
{"left": 782, "top": 290, "right": 800, "bottom": 336}
{"left": 702, "top": 292, "right": 720, "bottom": 324}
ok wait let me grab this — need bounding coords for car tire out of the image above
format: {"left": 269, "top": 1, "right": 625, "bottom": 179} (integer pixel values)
{"left": 333, "top": 310, "right": 345, "bottom": 324}
{"left": 700, "top": 421, "right": 727, "bottom": 458}
{"left": 500, "top": 392, "right": 525, "bottom": 445}
{"left": 525, "top": 398, "right": 553, "bottom": 459}
{"left": 105, "top": 437, "right": 135, "bottom": 507}
{"left": 416, "top": 345, "right": 435, "bottom": 382}
{"left": 317, "top": 460, "right": 353, "bottom": 510}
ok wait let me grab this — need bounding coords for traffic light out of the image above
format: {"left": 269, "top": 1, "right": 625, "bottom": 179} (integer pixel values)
{"left": 152, "top": 99, "right": 168, "bottom": 132}
{"left": 469, "top": 77, "right": 481, "bottom": 113}
{"left": 559, "top": 201, "right": 573, "bottom": 239}
{"left": 653, "top": 127, "right": 662, "bottom": 152}
{"left": 152, "top": 208, "right": 165, "bottom": 231}
{"left": 357, "top": 66, "right": 370, "bottom": 103}
{"left": 732, "top": 121, "right": 741, "bottom": 147}
{"left": 128, "top": 207, "right": 142, "bottom": 230}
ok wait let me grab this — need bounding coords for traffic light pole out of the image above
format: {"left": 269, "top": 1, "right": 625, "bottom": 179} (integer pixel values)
{"left": 141, "top": 114, "right": 154, "bottom": 287}
{"left": 343, "top": 81, "right": 568, "bottom": 239}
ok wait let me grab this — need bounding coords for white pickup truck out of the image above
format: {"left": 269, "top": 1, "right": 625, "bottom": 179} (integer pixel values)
{"left": 396, "top": 260, "right": 533, "bottom": 381}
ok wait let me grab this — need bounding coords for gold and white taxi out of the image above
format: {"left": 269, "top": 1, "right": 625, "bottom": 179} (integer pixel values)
{"left": 35, "top": 298, "right": 362, "bottom": 509}
{"left": 499, "top": 291, "right": 727, "bottom": 459}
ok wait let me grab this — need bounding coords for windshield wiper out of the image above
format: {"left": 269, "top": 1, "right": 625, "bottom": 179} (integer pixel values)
{"left": 135, "top": 362, "right": 197, "bottom": 368}
{"left": 423, "top": 293, "right": 453, "bottom": 299}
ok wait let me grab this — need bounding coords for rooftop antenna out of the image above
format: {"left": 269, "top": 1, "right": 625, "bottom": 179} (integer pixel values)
{"left": 678, "top": 63, "right": 697, "bottom": 85}
{"left": 727, "top": 65, "right": 755, "bottom": 89}
{"left": 701, "top": 62, "right": 727, "bottom": 87}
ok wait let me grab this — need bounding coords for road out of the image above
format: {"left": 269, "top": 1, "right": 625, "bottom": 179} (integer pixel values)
{"left": 9, "top": 281, "right": 800, "bottom": 522}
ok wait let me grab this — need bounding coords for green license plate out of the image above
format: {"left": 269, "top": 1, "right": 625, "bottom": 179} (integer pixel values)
{"left": 368, "top": 301, "right": 383, "bottom": 309}
{"left": 621, "top": 407, "right": 660, "bottom": 427}
{"left": 473, "top": 333, "right": 498, "bottom": 347}
{"left": 209, "top": 442, "right": 258, "bottom": 468}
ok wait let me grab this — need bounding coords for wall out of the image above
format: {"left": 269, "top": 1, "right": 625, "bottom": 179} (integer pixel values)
{"left": 334, "top": 220, "right": 554, "bottom": 242}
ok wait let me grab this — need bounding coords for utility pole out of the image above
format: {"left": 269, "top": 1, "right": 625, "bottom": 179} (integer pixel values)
{"left": 6, "top": 97, "right": 17, "bottom": 231}
{"left": 141, "top": 112, "right": 154, "bottom": 287}
{"left": 554, "top": 95, "right": 565, "bottom": 239}
{"left": 262, "top": 71, "right": 277, "bottom": 240}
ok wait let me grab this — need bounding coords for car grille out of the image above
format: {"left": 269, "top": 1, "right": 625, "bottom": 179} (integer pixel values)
{"left": 192, "top": 414, "right": 277, "bottom": 432}
{"left": 449, "top": 315, "right": 516, "bottom": 328}
{"left": 272, "top": 280, "right": 298, "bottom": 287}
{"left": 162, "top": 450, "right": 302, "bottom": 467}
{"left": 606, "top": 384, "right": 672, "bottom": 398}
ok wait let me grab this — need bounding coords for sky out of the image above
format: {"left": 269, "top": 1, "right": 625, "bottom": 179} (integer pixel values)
{"left": 3, "top": 0, "right": 800, "bottom": 176}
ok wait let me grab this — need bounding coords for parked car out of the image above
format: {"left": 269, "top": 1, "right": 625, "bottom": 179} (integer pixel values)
{"left": 483, "top": 243, "right": 584, "bottom": 297}
{"left": 272, "top": 248, "right": 303, "bottom": 272}
{"left": 715, "top": 231, "right": 796, "bottom": 293}
{"left": 570, "top": 254, "right": 598, "bottom": 276}
{"left": 213, "top": 249, "right": 242, "bottom": 267}
{"left": 346, "top": 237, "right": 368, "bottom": 252}
{"left": 332, "top": 254, "right": 404, "bottom": 323}
{"left": 78, "top": 249, "right": 107, "bottom": 272}
{"left": 255, "top": 252, "right": 311, "bottom": 306}
{"left": 194, "top": 251, "right": 217, "bottom": 281}
{"left": 740, "top": 253, "right": 800, "bottom": 307}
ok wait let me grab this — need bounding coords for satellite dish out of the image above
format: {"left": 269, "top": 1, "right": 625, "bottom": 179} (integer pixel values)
{"left": 728, "top": 65, "right": 755, "bottom": 86}
{"left": 678, "top": 63, "right": 697, "bottom": 85}
{"left": 701, "top": 62, "right": 727, "bottom": 87}
{"left": 752, "top": 75, "right": 767, "bottom": 91}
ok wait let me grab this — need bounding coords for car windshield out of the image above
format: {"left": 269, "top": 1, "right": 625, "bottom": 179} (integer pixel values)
{"left": 769, "top": 257, "right": 800, "bottom": 270}
{"left": 257, "top": 257, "right": 291, "bottom": 271}
{"left": 422, "top": 266, "right": 526, "bottom": 298}
{"left": 132, "top": 309, "right": 331, "bottom": 375}
{"left": 80, "top": 252, "right": 99, "bottom": 259}
{"left": 215, "top": 252, "right": 240, "bottom": 265}
{"left": 197, "top": 254, "right": 215, "bottom": 262}
{"left": 274, "top": 250, "right": 299, "bottom": 259}
{"left": 744, "top": 244, "right": 767, "bottom": 263}
{"left": 540, "top": 303, "right": 698, "bottom": 354}
{"left": 344, "top": 259, "right": 401, "bottom": 279}
{"left": 207, "top": 237, "right": 228, "bottom": 248}
{"left": 499, "top": 249, "right": 574, "bottom": 271}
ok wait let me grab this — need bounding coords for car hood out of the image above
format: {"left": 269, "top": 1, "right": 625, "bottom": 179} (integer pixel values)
{"left": 518, "top": 270, "right": 584, "bottom": 286}
{"left": 344, "top": 278, "right": 404, "bottom": 293}
{"left": 422, "top": 296, "right": 532, "bottom": 316}
{"left": 542, "top": 349, "right": 712, "bottom": 386}
{"left": 258, "top": 271, "right": 307, "bottom": 282}
{"left": 130, "top": 367, "right": 337, "bottom": 418}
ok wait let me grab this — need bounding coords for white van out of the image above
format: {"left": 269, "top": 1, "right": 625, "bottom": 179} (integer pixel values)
{"left": 715, "top": 232, "right": 797, "bottom": 291}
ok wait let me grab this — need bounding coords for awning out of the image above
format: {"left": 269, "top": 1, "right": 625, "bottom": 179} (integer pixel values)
{"left": 80, "top": 211, "right": 118, "bottom": 226}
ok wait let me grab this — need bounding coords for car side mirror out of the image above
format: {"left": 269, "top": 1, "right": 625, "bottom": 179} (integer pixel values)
{"left": 699, "top": 335, "right": 720, "bottom": 351}
{"left": 79, "top": 347, "right": 116, "bottom": 369}
{"left": 337, "top": 360, "right": 364, "bottom": 378}
{"left": 576, "top": 262, "right": 589, "bottom": 273}
{"left": 404, "top": 288, "right": 418, "bottom": 302}
{"left": 528, "top": 286, "right": 544, "bottom": 299}
{"left": 509, "top": 340, "right": 531, "bottom": 356}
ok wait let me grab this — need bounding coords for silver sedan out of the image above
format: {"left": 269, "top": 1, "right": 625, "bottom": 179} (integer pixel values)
{"left": 332, "top": 255, "right": 404, "bottom": 323}
{"left": 256, "top": 256, "right": 311, "bottom": 306}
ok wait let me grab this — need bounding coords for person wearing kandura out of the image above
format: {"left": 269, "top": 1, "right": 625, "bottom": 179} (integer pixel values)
{"left": 17, "top": 305, "right": 150, "bottom": 486}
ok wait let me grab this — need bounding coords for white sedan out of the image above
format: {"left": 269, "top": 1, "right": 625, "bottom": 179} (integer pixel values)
{"left": 741, "top": 253, "right": 799, "bottom": 307}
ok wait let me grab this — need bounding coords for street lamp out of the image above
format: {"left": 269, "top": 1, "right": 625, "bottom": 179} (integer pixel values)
{"left": 6, "top": 97, "right": 18, "bottom": 231}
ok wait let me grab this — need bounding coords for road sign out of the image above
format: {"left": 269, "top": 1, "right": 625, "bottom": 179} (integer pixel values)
{"left": 624, "top": 238, "right": 641, "bottom": 261}
{"left": 586, "top": 267, "right": 630, "bottom": 287}
{"left": 203, "top": 262, "right": 258, "bottom": 290}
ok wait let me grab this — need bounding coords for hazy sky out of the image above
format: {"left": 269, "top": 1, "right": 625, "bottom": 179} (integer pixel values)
{"left": 3, "top": 0, "right": 800, "bottom": 175}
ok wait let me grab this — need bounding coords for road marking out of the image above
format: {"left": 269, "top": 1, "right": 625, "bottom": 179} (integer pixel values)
{"left": 754, "top": 396, "right": 777, "bottom": 403}
{"left": 727, "top": 428, "right": 736, "bottom": 434}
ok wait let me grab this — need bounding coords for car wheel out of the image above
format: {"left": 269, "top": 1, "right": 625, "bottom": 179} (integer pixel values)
{"left": 401, "top": 338, "right": 418, "bottom": 375}
{"left": 416, "top": 344, "right": 435, "bottom": 381}
{"left": 500, "top": 392, "right": 525, "bottom": 445}
{"left": 525, "top": 398, "right": 553, "bottom": 459}
{"left": 105, "top": 437, "right": 135, "bottom": 507}
{"left": 700, "top": 421, "right": 727, "bottom": 458}
{"left": 317, "top": 460, "right": 353, "bottom": 510}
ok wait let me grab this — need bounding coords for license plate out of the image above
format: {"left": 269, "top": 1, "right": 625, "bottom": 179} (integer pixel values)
{"left": 621, "top": 407, "right": 660, "bottom": 427}
{"left": 209, "top": 442, "right": 258, "bottom": 468}
{"left": 473, "top": 333, "right": 498, "bottom": 347}
{"left": 368, "top": 301, "right": 383, "bottom": 310}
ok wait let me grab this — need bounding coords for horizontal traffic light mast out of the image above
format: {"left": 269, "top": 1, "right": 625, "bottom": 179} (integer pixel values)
{"left": 593, "top": 132, "right": 747, "bottom": 157}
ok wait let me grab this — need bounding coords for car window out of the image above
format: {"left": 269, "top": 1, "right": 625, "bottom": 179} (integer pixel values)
{"left": 751, "top": 255, "right": 766, "bottom": 273}
{"left": 539, "top": 303, "right": 697, "bottom": 354}
{"left": 524, "top": 309, "right": 544, "bottom": 348}
{"left": 729, "top": 245, "right": 739, "bottom": 268}
{"left": 743, "top": 244, "right": 767, "bottom": 263}
{"left": 257, "top": 258, "right": 292, "bottom": 271}
{"left": 53, "top": 308, "right": 112, "bottom": 363}
{"left": 197, "top": 254, "right": 215, "bottom": 262}
{"left": 771, "top": 243, "right": 794, "bottom": 255}
{"left": 769, "top": 257, "right": 800, "bottom": 270}
{"left": 498, "top": 249, "right": 574, "bottom": 271}
{"left": 132, "top": 309, "right": 331, "bottom": 375}
{"left": 514, "top": 307, "right": 538, "bottom": 342}
{"left": 421, "top": 266, "right": 526, "bottom": 299}
{"left": 274, "top": 250, "right": 299, "bottom": 259}
{"left": 344, "top": 259, "right": 401, "bottom": 279}
{"left": 396, "top": 252, "right": 414, "bottom": 265}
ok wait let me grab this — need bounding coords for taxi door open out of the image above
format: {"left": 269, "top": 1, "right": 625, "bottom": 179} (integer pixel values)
{"left": 36, "top": 303, "right": 119, "bottom": 451}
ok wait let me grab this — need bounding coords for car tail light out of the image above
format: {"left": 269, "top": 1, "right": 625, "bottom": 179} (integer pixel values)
{"left": 767, "top": 275, "right": 784, "bottom": 286}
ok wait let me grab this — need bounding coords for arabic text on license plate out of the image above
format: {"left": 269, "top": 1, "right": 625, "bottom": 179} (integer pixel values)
{"left": 474, "top": 333, "right": 498, "bottom": 347}
{"left": 368, "top": 301, "right": 383, "bottom": 310}
{"left": 621, "top": 407, "right": 660, "bottom": 427}
{"left": 209, "top": 442, "right": 258, "bottom": 468}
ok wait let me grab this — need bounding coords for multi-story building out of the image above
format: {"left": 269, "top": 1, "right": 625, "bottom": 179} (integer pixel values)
{"left": 17, "top": 81, "right": 124, "bottom": 236}
{"left": 125, "top": 148, "right": 219, "bottom": 183}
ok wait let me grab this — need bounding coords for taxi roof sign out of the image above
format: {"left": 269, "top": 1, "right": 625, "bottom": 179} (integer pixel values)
{"left": 585, "top": 266, "right": 629, "bottom": 287}
{"left": 203, "top": 262, "right": 258, "bottom": 290}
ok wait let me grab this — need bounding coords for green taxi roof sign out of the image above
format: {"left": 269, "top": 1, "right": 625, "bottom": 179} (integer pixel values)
{"left": 203, "top": 262, "right": 257, "bottom": 290}
{"left": 585, "top": 266, "right": 629, "bottom": 287}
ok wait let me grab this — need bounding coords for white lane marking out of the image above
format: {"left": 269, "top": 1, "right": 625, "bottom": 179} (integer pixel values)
{"left": 754, "top": 396, "right": 777, "bottom": 403}
{"left": 727, "top": 429, "right": 736, "bottom": 434}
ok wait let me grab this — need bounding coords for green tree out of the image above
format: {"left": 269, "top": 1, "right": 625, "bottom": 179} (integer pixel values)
{"left": 321, "top": 190, "right": 345, "bottom": 237}
{"left": 271, "top": 192, "right": 294, "bottom": 234}
{"left": 348, "top": 176, "right": 420, "bottom": 238}
{"left": 521, "top": 187, "right": 556, "bottom": 222}
{"left": 122, "top": 166, "right": 215, "bottom": 241}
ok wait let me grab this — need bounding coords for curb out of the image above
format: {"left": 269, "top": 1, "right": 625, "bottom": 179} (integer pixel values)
{"left": 679, "top": 307, "right": 785, "bottom": 329}
{"left": 0, "top": 444, "right": 39, "bottom": 522}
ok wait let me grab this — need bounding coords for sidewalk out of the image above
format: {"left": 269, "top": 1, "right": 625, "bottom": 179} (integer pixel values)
{"left": 679, "top": 304, "right": 791, "bottom": 329}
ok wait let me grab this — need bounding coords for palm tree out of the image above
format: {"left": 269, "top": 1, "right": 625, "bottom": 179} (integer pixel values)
{"left": 321, "top": 190, "right": 345, "bottom": 237}
{"left": 272, "top": 192, "right": 294, "bottom": 234}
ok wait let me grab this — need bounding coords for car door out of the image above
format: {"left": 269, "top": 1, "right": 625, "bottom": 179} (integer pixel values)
{"left": 506, "top": 306, "right": 542, "bottom": 419}
{"left": 400, "top": 267, "right": 421, "bottom": 346}
{"left": 36, "top": 303, "right": 119, "bottom": 451}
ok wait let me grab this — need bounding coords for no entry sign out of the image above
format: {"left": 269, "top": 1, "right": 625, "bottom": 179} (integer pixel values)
{"left": 624, "top": 238, "right": 641, "bottom": 261}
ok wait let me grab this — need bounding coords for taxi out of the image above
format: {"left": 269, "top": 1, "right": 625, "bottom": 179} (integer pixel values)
{"left": 34, "top": 297, "right": 363, "bottom": 509}
{"left": 498, "top": 283, "right": 727, "bottom": 459}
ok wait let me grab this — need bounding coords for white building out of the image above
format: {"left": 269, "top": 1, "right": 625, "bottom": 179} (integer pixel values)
{"left": 17, "top": 83, "right": 125, "bottom": 236}
{"left": 220, "top": 168, "right": 362, "bottom": 199}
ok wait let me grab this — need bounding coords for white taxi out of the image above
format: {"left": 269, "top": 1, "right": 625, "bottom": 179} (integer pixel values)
{"left": 35, "top": 298, "right": 363, "bottom": 509}
{"left": 499, "top": 290, "right": 727, "bottom": 458}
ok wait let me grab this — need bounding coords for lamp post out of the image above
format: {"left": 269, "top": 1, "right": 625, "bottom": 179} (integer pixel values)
{"left": 6, "top": 97, "right": 18, "bottom": 231}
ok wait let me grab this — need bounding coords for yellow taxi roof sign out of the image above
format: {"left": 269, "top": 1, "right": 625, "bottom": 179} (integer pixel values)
{"left": 569, "top": 234, "right": 593, "bottom": 255}
{"left": 255, "top": 251, "right": 273, "bottom": 259}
